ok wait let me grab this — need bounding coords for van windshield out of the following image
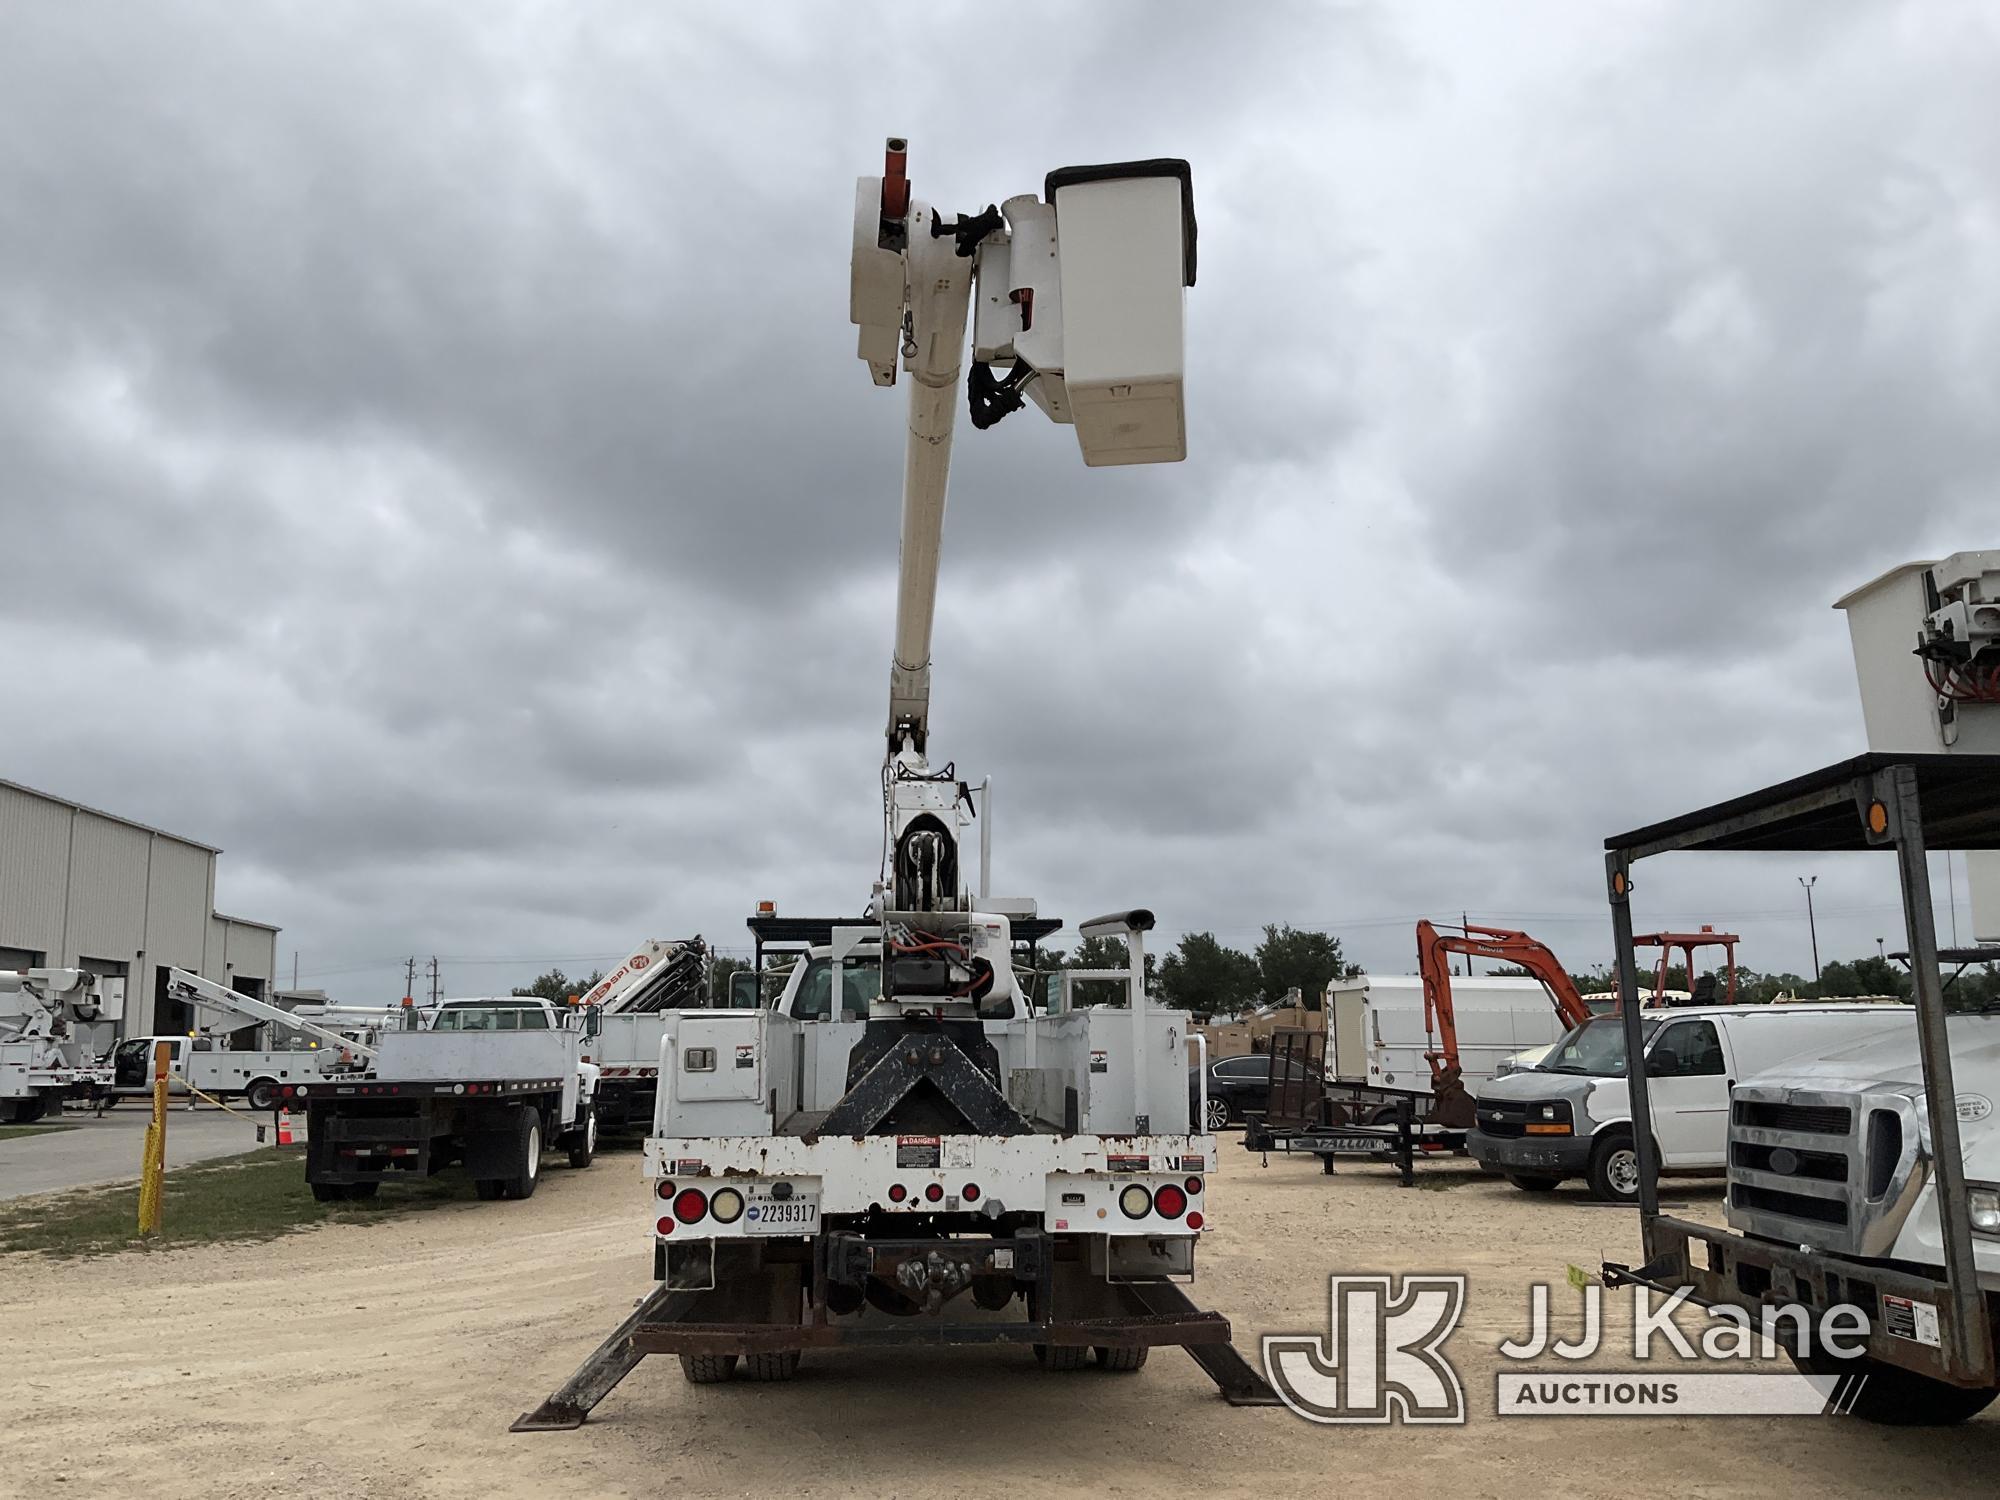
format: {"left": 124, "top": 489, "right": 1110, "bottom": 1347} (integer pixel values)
{"left": 1541, "top": 1015, "right": 1661, "bottom": 1077}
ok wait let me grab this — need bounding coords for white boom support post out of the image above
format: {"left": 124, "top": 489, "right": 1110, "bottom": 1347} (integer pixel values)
{"left": 166, "top": 967, "right": 380, "bottom": 1062}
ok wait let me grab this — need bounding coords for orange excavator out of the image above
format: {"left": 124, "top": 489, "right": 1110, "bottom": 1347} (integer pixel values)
{"left": 1414, "top": 920, "right": 1593, "bottom": 1126}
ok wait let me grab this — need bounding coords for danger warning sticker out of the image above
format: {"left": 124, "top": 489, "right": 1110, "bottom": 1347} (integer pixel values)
{"left": 1883, "top": 1295, "right": 1942, "bottom": 1347}
{"left": 897, "top": 1135, "right": 942, "bottom": 1169}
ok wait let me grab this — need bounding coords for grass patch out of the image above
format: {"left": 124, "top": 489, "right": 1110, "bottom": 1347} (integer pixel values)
{"left": 0, "top": 1148, "right": 482, "bottom": 1258}
{"left": 0, "top": 1123, "right": 79, "bottom": 1141}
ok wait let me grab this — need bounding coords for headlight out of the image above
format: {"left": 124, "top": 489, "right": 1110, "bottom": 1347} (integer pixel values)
{"left": 1969, "top": 1183, "right": 2000, "bottom": 1238}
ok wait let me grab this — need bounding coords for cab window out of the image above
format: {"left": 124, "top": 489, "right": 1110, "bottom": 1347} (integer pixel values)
{"left": 1647, "top": 1020, "right": 1726, "bottom": 1078}
{"left": 790, "top": 960, "right": 883, "bottom": 1021}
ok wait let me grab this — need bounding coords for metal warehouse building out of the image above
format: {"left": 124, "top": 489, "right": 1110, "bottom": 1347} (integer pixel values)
{"left": 0, "top": 779, "right": 281, "bottom": 1038}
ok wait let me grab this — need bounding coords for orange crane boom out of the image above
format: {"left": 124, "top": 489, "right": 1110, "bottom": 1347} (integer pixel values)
{"left": 1414, "top": 920, "right": 1592, "bottom": 1111}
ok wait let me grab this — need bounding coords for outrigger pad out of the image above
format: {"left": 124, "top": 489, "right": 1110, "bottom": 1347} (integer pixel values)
{"left": 819, "top": 1021, "right": 1028, "bottom": 1137}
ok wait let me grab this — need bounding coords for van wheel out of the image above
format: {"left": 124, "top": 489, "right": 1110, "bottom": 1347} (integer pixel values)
{"left": 1095, "top": 1345, "right": 1150, "bottom": 1372}
{"left": 1789, "top": 1352, "right": 1999, "bottom": 1425}
{"left": 742, "top": 1351, "right": 801, "bottom": 1382}
{"left": 245, "top": 1080, "right": 279, "bottom": 1112}
{"left": 567, "top": 1106, "right": 597, "bottom": 1169}
{"left": 1507, "top": 1173, "right": 1562, "bottom": 1192}
{"left": 680, "top": 1354, "right": 739, "bottom": 1384}
{"left": 1034, "top": 1344, "right": 1090, "bottom": 1371}
{"left": 1587, "top": 1131, "right": 1643, "bottom": 1203}
{"left": 504, "top": 1112, "right": 542, "bottom": 1200}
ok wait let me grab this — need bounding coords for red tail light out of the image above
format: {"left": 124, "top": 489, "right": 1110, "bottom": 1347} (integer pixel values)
{"left": 924, "top": 1183, "right": 943, "bottom": 1203}
{"left": 1185, "top": 1211, "right": 1204, "bottom": 1230}
{"left": 655, "top": 1216, "right": 675, "bottom": 1235}
{"left": 961, "top": 1183, "right": 980, "bottom": 1202}
{"left": 673, "top": 1188, "right": 708, "bottom": 1223}
{"left": 656, "top": 1181, "right": 676, "bottom": 1201}
{"left": 1153, "top": 1184, "right": 1188, "bottom": 1219}
{"left": 1185, "top": 1176, "right": 1203, "bottom": 1196}
{"left": 887, "top": 1184, "right": 907, "bottom": 1203}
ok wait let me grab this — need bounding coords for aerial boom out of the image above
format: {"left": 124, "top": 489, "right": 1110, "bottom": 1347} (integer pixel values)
{"left": 167, "top": 967, "right": 381, "bottom": 1062}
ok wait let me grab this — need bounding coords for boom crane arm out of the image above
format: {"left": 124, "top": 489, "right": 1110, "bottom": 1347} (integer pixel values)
{"left": 1413, "top": 920, "right": 1593, "bottom": 1094}
{"left": 165, "top": 967, "right": 380, "bottom": 1062}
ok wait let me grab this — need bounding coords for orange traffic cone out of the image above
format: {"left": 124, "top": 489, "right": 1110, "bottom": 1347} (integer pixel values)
{"left": 276, "top": 1109, "right": 297, "bottom": 1146}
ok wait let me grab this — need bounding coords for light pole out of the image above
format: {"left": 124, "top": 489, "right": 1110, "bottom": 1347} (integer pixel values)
{"left": 1876, "top": 937, "right": 1886, "bottom": 963}
{"left": 1800, "top": 876, "right": 1821, "bottom": 983}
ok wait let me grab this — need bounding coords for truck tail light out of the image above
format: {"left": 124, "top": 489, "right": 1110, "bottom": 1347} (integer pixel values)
{"left": 961, "top": 1183, "right": 980, "bottom": 1202}
{"left": 1118, "top": 1184, "right": 1152, "bottom": 1219}
{"left": 673, "top": 1188, "right": 708, "bottom": 1224}
{"left": 656, "top": 1181, "right": 676, "bottom": 1201}
{"left": 1153, "top": 1183, "right": 1187, "bottom": 1219}
{"left": 887, "top": 1183, "right": 907, "bottom": 1202}
{"left": 1186, "top": 1211, "right": 1204, "bottom": 1230}
{"left": 709, "top": 1188, "right": 745, "bottom": 1224}
{"left": 1184, "top": 1176, "right": 1203, "bottom": 1196}
{"left": 655, "top": 1216, "right": 675, "bottom": 1236}
{"left": 924, "top": 1183, "right": 943, "bottom": 1203}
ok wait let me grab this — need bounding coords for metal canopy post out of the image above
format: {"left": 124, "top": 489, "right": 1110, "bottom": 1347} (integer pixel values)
{"left": 1878, "top": 764, "right": 1994, "bottom": 1383}
{"left": 1607, "top": 852, "right": 1660, "bottom": 1221}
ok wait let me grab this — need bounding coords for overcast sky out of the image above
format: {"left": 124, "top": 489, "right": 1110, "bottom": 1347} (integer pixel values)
{"left": 5, "top": 2, "right": 1997, "bottom": 1002}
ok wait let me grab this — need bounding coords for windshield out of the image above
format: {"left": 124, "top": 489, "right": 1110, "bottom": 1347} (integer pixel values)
{"left": 432, "top": 1004, "right": 552, "bottom": 1032}
{"left": 789, "top": 959, "right": 883, "bottom": 1021}
{"left": 1541, "top": 1015, "right": 1661, "bottom": 1076}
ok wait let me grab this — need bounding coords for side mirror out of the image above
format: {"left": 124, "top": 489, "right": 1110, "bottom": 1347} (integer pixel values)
{"left": 584, "top": 1006, "right": 602, "bottom": 1039}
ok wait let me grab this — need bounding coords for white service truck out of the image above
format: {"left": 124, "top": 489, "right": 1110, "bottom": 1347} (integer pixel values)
{"left": 1328, "top": 973, "right": 1578, "bottom": 1107}
{"left": 1602, "top": 550, "right": 2000, "bottom": 1425}
{"left": 0, "top": 968, "right": 120, "bottom": 1121}
{"left": 576, "top": 937, "right": 708, "bottom": 1132}
{"left": 513, "top": 140, "right": 1274, "bottom": 1429}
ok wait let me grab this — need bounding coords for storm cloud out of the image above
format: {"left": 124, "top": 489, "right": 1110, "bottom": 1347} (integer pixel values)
{"left": 4, "top": 1, "right": 1996, "bottom": 999}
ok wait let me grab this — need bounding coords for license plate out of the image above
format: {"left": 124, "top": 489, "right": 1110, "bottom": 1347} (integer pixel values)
{"left": 743, "top": 1192, "right": 819, "bottom": 1234}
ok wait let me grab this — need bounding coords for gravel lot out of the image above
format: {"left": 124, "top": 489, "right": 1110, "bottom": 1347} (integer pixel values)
{"left": 2, "top": 1139, "right": 1993, "bottom": 1499}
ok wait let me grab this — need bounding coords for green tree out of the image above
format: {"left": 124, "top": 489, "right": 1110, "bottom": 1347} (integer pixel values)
{"left": 1156, "top": 932, "right": 1260, "bottom": 1016}
{"left": 512, "top": 967, "right": 604, "bottom": 1003}
{"left": 1253, "top": 924, "right": 1358, "bottom": 1010}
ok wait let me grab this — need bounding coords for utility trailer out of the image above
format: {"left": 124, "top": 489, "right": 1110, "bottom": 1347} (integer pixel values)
{"left": 289, "top": 996, "right": 600, "bottom": 1202}
{"left": 1240, "top": 1026, "right": 1458, "bottom": 1185}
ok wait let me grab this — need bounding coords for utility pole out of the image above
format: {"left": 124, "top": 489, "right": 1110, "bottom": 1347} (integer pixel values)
{"left": 427, "top": 956, "right": 441, "bottom": 1006}
{"left": 404, "top": 956, "right": 417, "bottom": 1002}
{"left": 292, "top": 951, "right": 299, "bottom": 990}
{"left": 1799, "top": 876, "right": 1821, "bottom": 984}
{"left": 1462, "top": 912, "right": 1474, "bottom": 978}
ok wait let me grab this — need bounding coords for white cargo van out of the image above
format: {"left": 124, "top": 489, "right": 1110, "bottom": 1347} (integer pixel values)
{"left": 1327, "top": 974, "right": 1576, "bottom": 1103}
{"left": 1470, "top": 1004, "right": 1916, "bottom": 1201}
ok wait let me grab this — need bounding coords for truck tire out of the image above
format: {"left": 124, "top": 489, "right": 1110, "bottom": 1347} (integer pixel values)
{"left": 679, "top": 1354, "right": 739, "bottom": 1384}
{"left": 474, "top": 1179, "right": 505, "bottom": 1201}
{"left": 503, "top": 1111, "right": 542, "bottom": 1200}
{"left": 1507, "top": 1172, "right": 1562, "bottom": 1192}
{"left": 566, "top": 1105, "right": 597, "bottom": 1169}
{"left": 1789, "top": 1351, "right": 1999, "bottom": 1425}
{"left": 742, "top": 1351, "right": 801, "bottom": 1382}
{"left": 1586, "top": 1130, "right": 1644, "bottom": 1203}
{"left": 1033, "top": 1344, "right": 1090, "bottom": 1372}
{"left": 245, "top": 1079, "right": 280, "bottom": 1112}
{"left": 14, "top": 1096, "right": 48, "bottom": 1124}
{"left": 1094, "top": 1345, "right": 1150, "bottom": 1372}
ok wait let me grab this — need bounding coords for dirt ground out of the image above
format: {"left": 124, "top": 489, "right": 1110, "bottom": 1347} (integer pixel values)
{"left": 3, "top": 1142, "right": 1994, "bottom": 1499}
